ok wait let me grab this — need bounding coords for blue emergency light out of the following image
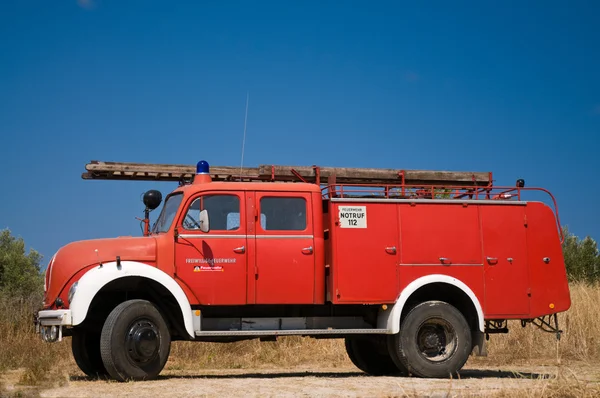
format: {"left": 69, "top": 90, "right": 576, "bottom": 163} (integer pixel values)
{"left": 196, "top": 160, "right": 210, "bottom": 174}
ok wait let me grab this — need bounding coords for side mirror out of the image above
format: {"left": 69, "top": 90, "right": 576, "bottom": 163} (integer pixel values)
{"left": 199, "top": 209, "right": 210, "bottom": 233}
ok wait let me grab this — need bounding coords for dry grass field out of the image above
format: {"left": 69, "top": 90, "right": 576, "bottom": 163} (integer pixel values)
{"left": 1, "top": 283, "right": 599, "bottom": 397}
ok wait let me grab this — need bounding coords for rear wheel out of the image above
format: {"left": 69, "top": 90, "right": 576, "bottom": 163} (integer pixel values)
{"left": 100, "top": 299, "right": 171, "bottom": 381}
{"left": 389, "top": 300, "right": 472, "bottom": 378}
{"left": 345, "top": 336, "right": 406, "bottom": 376}
{"left": 72, "top": 328, "right": 107, "bottom": 378}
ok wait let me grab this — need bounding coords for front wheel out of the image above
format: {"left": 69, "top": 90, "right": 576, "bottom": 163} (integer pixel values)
{"left": 345, "top": 336, "right": 407, "bottom": 376}
{"left": 100, "top": 299, "right": 171, "bottom": 381}
{"left": 72, "top": 328, "right": 107, "bottom": 378}
{"left": 390, "top": 301, "right": 472, "bottom": 378}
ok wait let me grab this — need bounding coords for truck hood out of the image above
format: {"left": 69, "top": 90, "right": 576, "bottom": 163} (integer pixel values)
{"left": 44, "top": 236, "right": 157, "bottom": 308}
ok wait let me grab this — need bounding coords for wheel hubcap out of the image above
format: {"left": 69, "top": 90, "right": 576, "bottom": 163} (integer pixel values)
{"left": 127, "top": 320, "right": 160, "bottom": 364}
{"left": 416, "top": 318, "right": 456, "bottom": 362}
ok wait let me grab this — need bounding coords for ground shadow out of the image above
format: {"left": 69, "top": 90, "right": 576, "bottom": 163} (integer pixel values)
{"left": 69, "top": 369, "right": 552, "bottom": 382}
{"left": 69, "top": 371, "right": 364, "bottom": 382}
{"left": 160, "top": 371, "right": 367, "bottom": 380}
{"left": 457, "top": 369, "right": 552, "bottom": 380}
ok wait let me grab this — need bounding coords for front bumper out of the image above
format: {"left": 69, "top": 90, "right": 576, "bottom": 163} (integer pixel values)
{"left": 35, "top": 309, "right": 72, "bottom": 342}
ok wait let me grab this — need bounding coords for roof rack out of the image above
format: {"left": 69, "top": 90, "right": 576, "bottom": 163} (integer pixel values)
{"left": 82, "top": 160, "right": 493, "bottom": 187}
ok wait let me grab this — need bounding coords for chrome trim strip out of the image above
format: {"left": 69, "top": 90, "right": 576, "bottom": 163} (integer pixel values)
{"left": 179, "top": 234, "right": 245, "bottom": 239}
{"left": 400, "top": 263, "right": 484, "bottom": 267}
{"left": 179, "top": 234, "right": 314, "bottom": 239}
{"left": 330, "top": 198, "right": 526, "bottom": 205}
{"left": 256, "top": 235, "right": 314, "bottom": 239}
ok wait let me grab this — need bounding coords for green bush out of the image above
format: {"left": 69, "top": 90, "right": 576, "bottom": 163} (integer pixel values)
{"left": 0, "top": 229, "right": 44, "bottom": 298}
{"left": 562, "top": 227, "right": 600, "bottom": 283}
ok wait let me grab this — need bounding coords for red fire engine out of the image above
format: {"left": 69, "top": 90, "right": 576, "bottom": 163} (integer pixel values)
{"left": 36, "top": 160, "right": 570, "bottom": 381}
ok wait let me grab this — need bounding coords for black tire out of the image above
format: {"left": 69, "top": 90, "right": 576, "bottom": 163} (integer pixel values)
{"left": 72, "top": 328, "right": 108, "bottom": 378}
{"left": 345, "top": 336, "right": 406, "bottom": 376}
{"left": 100, "top": 299, "right": 171, "bottom": 381}
{"left": 390, "top": 301, "right": 472, "bottom": 378}
{"left": 385, "top": 334, "right": 410, "bottom": 376}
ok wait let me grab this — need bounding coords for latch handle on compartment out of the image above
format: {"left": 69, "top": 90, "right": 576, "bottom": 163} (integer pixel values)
{"left": 385, "top": 246, "right": 397, "bottom": 255}
{"left": 486, "top": 257, "right": 499, "bottom": 265}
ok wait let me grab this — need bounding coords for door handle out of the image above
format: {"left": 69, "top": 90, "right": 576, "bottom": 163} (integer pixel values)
{"left": 439, "top": 257, "right": 452, "bottom": 265}
{"left": 302, "top": 246, "right": 313, "bottom": 255}
{"left": 385, "top": 246, "right": 397, "bottom": 255}
{"left": 233, "top": 246, "right": 245, "bottom": 254}
{"left": 486, "top": 257, "right": 498, "bottom": 265}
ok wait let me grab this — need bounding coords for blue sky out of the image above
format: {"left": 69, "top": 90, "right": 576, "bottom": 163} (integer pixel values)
{"left": 1, "top": 0, "right": 599, "bottom": 263}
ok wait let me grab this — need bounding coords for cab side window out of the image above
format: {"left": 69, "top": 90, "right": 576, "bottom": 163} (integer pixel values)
{"left": 260, "top": 197, "right": 306, "bottom": 231}
{"left": 183, "top": 195, "right": 240, "bottom": 231}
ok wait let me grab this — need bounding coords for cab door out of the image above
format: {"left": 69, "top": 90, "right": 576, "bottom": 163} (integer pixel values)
{"left": 174, "top": 192, "right": 247, "bottom": 305}
{"left": 254, "top": 192, "right": 315, "bottom": 304}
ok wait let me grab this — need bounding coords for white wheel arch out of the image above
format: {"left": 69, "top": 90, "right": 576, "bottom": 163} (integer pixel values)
{"left": 70, "top": 261, "right": 194, "bottom": 338}
{"left": 378, "top": 274, "right": 485, "bottom": 333}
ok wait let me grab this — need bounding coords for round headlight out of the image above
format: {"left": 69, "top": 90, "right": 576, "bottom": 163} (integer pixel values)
{"left": 68, "top": 281, "right": 78, "bottom": 304}
{"left": 49, "top": 326, "right": 58, "bottom": 342}
{"left": 42, "top": 326, "right": 59, "bottom": 343}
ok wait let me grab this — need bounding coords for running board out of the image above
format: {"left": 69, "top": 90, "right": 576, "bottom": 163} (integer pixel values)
{"left": 194, "top": 328, "right": 389, "bottom": 337}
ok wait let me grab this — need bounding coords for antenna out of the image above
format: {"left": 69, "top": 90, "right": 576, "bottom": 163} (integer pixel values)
{"left": 240, "top": 92, "right": 249, "bottom": 180}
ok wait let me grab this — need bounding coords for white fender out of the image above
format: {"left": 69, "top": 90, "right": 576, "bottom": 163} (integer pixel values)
{"left": 378, "top": 274, "right": 485, "bottom": 333}
{"left": 70, "top": 261, "right": 194, "bottom": 338}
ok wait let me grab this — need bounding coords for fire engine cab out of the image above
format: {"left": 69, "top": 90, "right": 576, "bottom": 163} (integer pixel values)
{"left": 36, "top": 160, "right": 571, "bottom": 381}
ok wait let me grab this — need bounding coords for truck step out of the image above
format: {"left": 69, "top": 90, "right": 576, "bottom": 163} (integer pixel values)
{"left": 194, "top": 328, "right": 389, "bottom": 337}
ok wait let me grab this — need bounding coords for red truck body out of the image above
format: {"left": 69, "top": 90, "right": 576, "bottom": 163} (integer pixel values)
{"left": 37, "top": 161, "right": 571, "bottom": 381}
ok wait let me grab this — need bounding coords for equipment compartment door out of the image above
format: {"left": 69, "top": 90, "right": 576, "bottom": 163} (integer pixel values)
{"left": 481, "top": 205, "right": 530, "bottom": 316}
{"left": 333, "top": 202, "right": 399, "bottom": 303}
{"left": 174, "top": 193, "right": 247, "bottom": 305}
{"left": 254, "top": 192, "right": 315, "bottom": 304}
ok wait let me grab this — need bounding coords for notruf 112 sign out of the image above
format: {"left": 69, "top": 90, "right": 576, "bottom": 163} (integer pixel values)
{"left": 338, "top": 206, "right": 367, "bottom": 228}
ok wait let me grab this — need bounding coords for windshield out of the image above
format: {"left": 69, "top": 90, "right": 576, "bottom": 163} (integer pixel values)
{"left": 152, "top": 193, "right": 184, "bottom": 233}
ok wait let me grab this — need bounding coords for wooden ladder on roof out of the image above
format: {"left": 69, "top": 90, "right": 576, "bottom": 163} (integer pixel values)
{"left": 82, "top": 160, "right": 493, "bottom": 187}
